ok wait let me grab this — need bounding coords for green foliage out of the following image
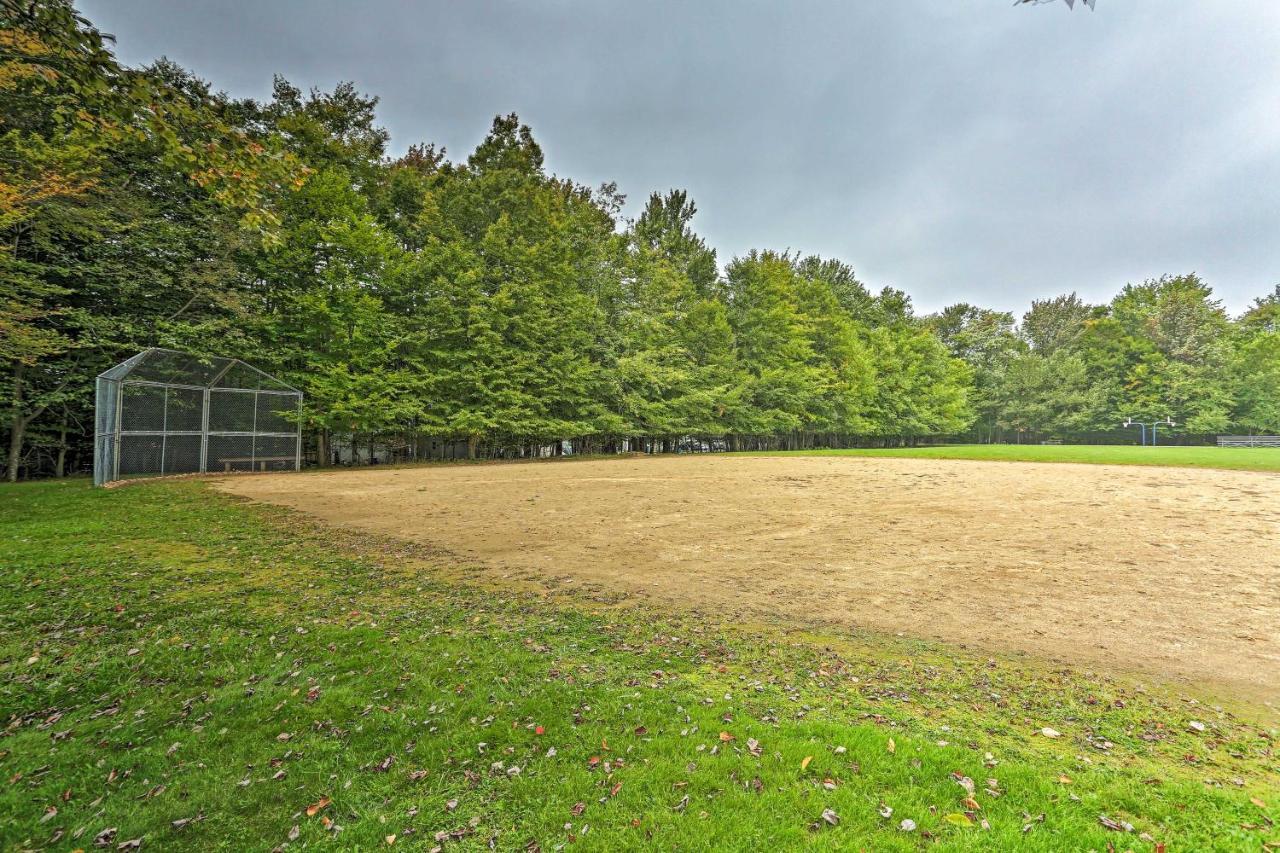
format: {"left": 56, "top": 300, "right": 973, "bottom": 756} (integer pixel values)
{"left": 6, "top": 1, "right": 1279, "bottom": 479}
{"left": 0, "top": 1, "right": 301, "bottom": 480}
{"left": 932, "top": 276, "right": 1276, "bottom": 441}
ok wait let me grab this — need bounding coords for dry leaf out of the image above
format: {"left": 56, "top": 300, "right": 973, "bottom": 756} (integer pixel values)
{"left": 800, "top": 755, "right": 813, "bottom": 771}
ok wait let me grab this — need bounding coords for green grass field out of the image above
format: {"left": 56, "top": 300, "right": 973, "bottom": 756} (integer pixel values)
{"left": 737, "top": 443, "right": 1280, "bottom": 473}
{"left": 2, "top": 478, "right": 1277, "bottom": 850}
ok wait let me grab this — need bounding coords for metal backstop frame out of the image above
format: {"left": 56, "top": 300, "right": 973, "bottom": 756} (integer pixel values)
{"left": 94, "top": 349, "right": 302, "bottom": 486}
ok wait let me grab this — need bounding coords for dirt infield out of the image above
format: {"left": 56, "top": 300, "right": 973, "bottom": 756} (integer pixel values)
{"left": 218, "top": 455, "right": 1280, "bottom": 700}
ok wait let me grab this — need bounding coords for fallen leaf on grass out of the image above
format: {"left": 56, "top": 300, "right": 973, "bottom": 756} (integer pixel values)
{"left": 945, "top": 812, "right": 972, "bottom": 826}
{"left": 571, "top": 802, "right": 586, "bottom": 817}
{"left": 306, "top": 796, "right": 331, "bottom": 817}
{"left": 609, "top": 782, "right": 623, "bottom": 798}
{"left": 820, "top": 808, "right": 839, "bottom": 826}
{"left": 899, "top": 819, "right": 916, "bottom": 831}
{"left": 719, "top": 732, "right": 734, "bottom": 742}
{"left": 886, "top": 738, "right": 895, "bottom": 754}
{"left": 1098, "top": 814, "right": 1134, "bottom": 833}
{"left": 800, "top": 755, "right": 813, "bottom": 771}
{"left": 1250, "top": 797, "right": 1266, "bottom": 809}
{"left": 1040, "top": 728, "right": 1060, "bottom": 739}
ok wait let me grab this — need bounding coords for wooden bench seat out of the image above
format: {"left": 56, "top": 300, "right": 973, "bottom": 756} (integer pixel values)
{"left": 217, "top": 456, "right": 295, "bottom": 472}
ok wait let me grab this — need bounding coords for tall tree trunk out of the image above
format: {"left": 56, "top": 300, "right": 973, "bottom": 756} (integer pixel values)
{"left": 55, "top": 418, "right": 68, "bottom": 478}
{"left": 317, "top": 430, "right": 330, "bottom": 467}
{"left": 6, "top": 417, "right": 23, "bottom": 483}
{"left": 467, "top": 433, "right": 479, "bottom": 460}
{"left": 7, "top": 367, "right": 27, "bottom": 483}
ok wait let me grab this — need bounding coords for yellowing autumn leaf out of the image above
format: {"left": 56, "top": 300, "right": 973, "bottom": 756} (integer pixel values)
{"left": 800, "top": 755, "right": 813, "bottom": 771}
{"left": 945, "top": 812, "right": 972, "bottom": 826}
{"left": 886, "top": 738, "right": 896, "bottom": 754}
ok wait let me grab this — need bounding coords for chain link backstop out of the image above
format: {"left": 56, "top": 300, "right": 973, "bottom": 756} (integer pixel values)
{"left": 94, "top": 349, "right": 302, "bottom": 486}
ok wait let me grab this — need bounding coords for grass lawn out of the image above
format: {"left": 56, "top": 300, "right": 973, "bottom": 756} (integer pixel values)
{"left": 1, "top": 479, "right": 1277, "bottom": 850}
{"left": 736, "top": 443, "right": 1280, "bottom": 473}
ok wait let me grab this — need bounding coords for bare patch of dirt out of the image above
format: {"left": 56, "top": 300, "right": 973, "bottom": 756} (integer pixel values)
{"left": 217, "top": 455, "right": 1280, "bottom": 700}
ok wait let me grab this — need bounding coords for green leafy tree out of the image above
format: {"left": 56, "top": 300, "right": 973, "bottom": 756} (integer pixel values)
{"left": 927, "top": 304, "right": 1024, "bottom": 441}
{"left": 1107, "top": 274, "right": 1234, "bottom": 432}
{"left": 1021, "top": 293, "right": 1094, "bottom": 354}
{"left": 1, "top": 3, "right": 297, "bottom": 480}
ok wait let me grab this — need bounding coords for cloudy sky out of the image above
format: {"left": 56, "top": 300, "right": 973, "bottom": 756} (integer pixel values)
{"left": 81, "top": 0, "right": 1280, "bottom": 316}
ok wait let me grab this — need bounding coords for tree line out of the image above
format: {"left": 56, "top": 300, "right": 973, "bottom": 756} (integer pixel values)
{"left": 3, "top": 2, "right": 1278, "bottom": 479}
{"left": 927, "top": 280, "right": 1280, "bottom": 443}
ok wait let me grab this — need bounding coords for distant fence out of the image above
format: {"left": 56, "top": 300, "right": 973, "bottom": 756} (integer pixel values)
{"left": 1216, "top": 435, "right": 1280, "bottom": 448}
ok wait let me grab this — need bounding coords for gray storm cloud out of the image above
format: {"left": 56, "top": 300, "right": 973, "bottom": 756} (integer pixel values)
{"left": 81, "top": 0, "right": 1280, "bottom": 315}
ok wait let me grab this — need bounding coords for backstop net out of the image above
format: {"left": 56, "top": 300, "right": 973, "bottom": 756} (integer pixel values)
{"left": 94, "top": 349, "right": 302, "bottom": 486}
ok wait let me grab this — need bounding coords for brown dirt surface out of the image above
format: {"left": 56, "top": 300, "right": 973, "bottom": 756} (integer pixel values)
{"left": 217, "top": 455, "right": 1280, "bottom": 701}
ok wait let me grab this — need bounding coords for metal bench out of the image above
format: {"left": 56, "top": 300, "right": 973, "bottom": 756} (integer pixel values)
{"left": 217, "top": 456, "right": 296, "bottom": 472}
{"left": 1216, "top": 436, "right": 1280, "bottom": 448}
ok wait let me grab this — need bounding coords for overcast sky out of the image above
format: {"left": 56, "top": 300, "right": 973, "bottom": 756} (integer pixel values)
{"left": 80, "top": 0, "right": 1280, "bottom": 316}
